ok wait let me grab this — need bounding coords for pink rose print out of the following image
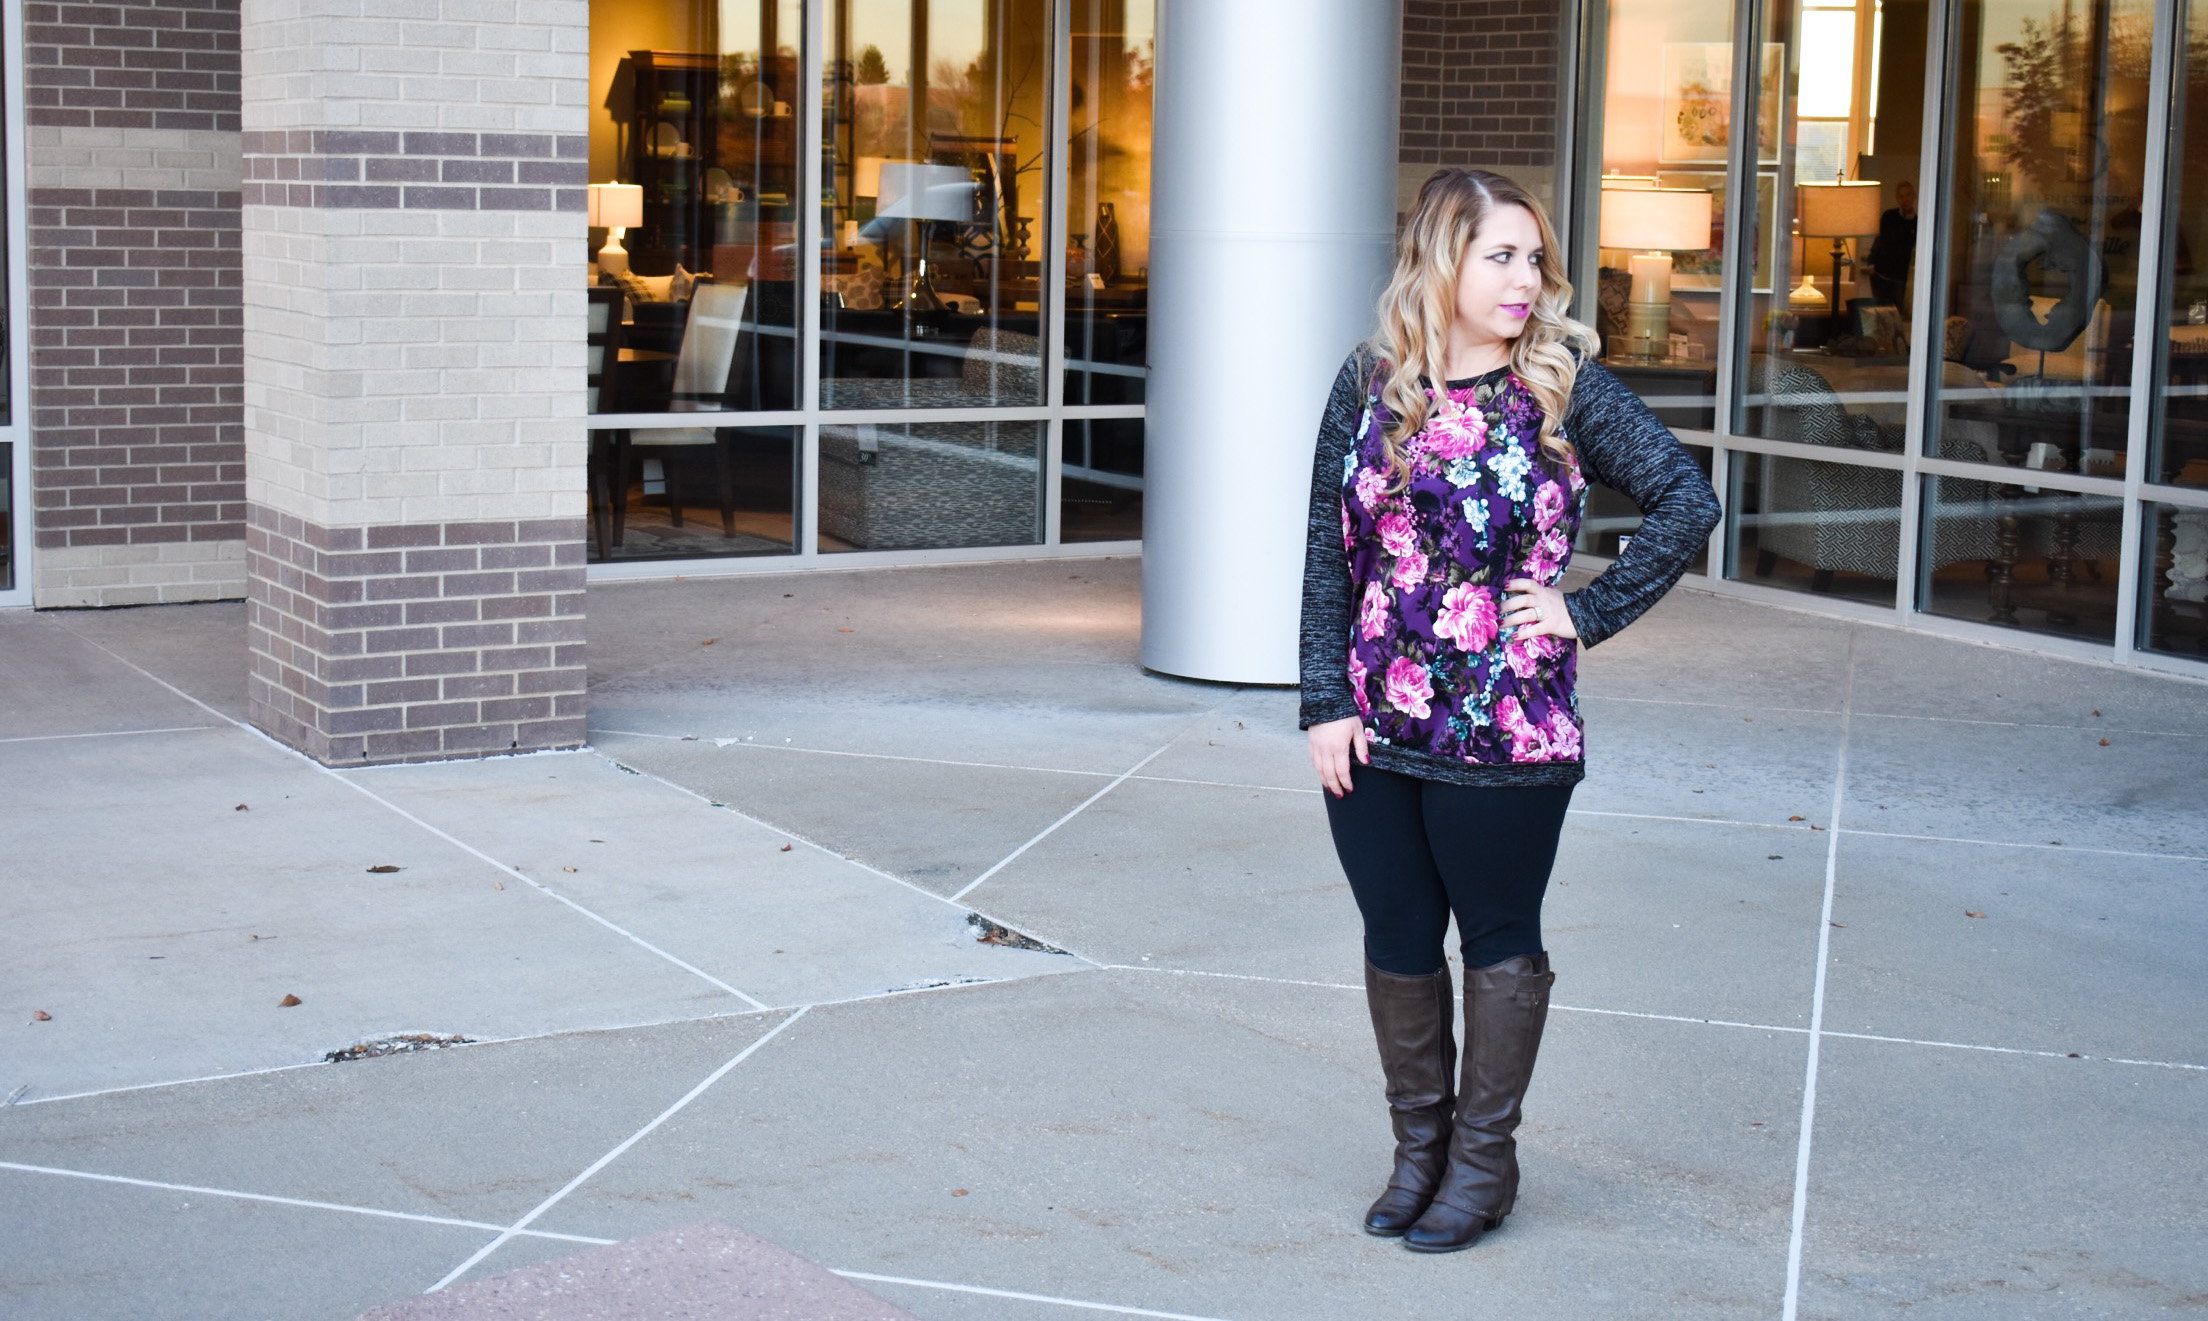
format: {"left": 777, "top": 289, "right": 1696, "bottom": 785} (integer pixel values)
{"left": 1359, "top": 580, "right": 1390, "bottom": 641}
{"left": 1391, "top": 549, "right": 1429, "bottom": 590}
{"left": 1384, "top": 657, "right": 1434, "bottom": 720}
{"left": 1377, "top": 510, "right": 1417, "bottom": 558}
{"left": 1347, "top": 653, "right": 1372, "bottom": 717}
{"left": 1504, "top": 629, "right": 1564, "bottom": 679}
{"left": 1354, "top": 467, "right": 1387, "bottom": 513}
{"left": 1415, "top": 406, "right": 1486, "bottom": 463}
{"left": 1532, "top": 480, "right": 1567, "bottom": 531}
{"left": 1433, "top": 583, "right": 1499, "bottom": 654}
{"left": 1525, "top": 527, "right": 1572, "bottom": 584}
{"left": 1544, "top": 709, "right": 1583, "bottom": 760}
{"left": 1495, "top": 695, "right": 1549, "bottom": 760}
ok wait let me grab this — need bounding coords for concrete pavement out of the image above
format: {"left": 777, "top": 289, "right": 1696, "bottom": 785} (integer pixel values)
{"left": 2, "top": 557, "right": 2203, "bottom": 1319}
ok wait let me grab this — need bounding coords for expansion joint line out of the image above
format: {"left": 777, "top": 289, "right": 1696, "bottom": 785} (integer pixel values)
{"left": 424, "top": 1006, "right": 810, "bottom": 1293}
{"left": 57, "top": 627, "right": 771, "bottom": 1013}
{"left": 1782, "top": 635, "right": 1856, "bottom": 1321}
{"left": 948, "top": 742, "right": 1171, "bottom": 903}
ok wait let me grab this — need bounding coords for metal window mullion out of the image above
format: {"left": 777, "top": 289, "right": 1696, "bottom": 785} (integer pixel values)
{"left": 1043, "top": 0, "right": 1071, "bottom": 544}
{"left": 1706, "top": 0, "right": 1762, "bottom": 580}
{"left": 2115, "top": 0, "right": 2185, "bottom": 663}
{"left": 1, "top": 0, "right": 33, "bottom": 606}
{"left": 1894, "top": 0, "right": 1957, "bottom": 627}
{"left": 2141, "top": 481, "right": 2208, "bottom": 512}
{"left": 1557, "top": 0, "right": 1597, "bottom": 265}
{"left": 798, "top": 0, "right": 828, "bottom": 561}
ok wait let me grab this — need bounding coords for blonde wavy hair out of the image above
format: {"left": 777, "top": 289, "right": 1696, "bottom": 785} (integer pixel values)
{"left": 1368, "top": 169, "right": 1595, "bottom": 483}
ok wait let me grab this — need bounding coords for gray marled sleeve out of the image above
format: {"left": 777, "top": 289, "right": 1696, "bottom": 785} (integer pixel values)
{"left": 1297, "top": 354, "right": 1368, "bottom": 729}
{"left": 1559, "top": 359, "right": 1723, "bottom": 648}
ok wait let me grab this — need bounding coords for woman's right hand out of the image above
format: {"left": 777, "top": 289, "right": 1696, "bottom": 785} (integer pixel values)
{"left": 1308, "top": 716, "right": 1369, "bottom": 799}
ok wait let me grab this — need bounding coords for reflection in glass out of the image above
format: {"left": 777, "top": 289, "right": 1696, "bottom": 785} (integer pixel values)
{"left": 0, "top": 442, "right": 12, "bottom": 592}
{"left": 2140, "top": 502, "right": 2208, "bottom": 655}
{"left": 819, "top": 418, "right": 1042, "bottom": 550}
{"left": 1065, "top": 0, "right": 1152, "bottom": 405}
{"left": 820, "top": 0, "right": 1049, "bottom": 409}
{"left": 1731, "top": 0, "right": 1929, "bottom": 451}
{"left": 587, "top": 3, "right": 803, "bottom": 416}
{"left": 1589, "top": 0, "right": 1731, "bottom": 422}
{"left": 1575, "top": 443, "right": 1713, "bottom": 574}
{"left": 1922, "top": 476, "right": 2122, "bottom": 640}
{"left": 586, "top": 424, "right": 798, "bottom": 563}
{"left": 2150, "top": 0, "right": 2208, "bottom": 487}
{"left": 1062, "top": 418, "right": 1143, "bottom": 541}
{"left": 1731, "top": 449, "right": 1900, "bottom": 602}
{"left": 1926, "top": 0, "right": 2149, "bottom": 477}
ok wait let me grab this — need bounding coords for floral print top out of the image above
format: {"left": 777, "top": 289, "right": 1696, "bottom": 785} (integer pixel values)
{"left": 1300, "top": 353, "right": 1722, "bottom": 788}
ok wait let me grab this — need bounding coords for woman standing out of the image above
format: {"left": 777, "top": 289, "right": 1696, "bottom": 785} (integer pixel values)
{"left": 1300, "top": 170, "right": 1719, "bottom": 1253}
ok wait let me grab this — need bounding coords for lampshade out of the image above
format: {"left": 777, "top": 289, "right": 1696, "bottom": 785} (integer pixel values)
{"left": 854, "top": 155, "right": 892, "bottom": 198}
{"left": 875, "top": 163, "right": 975, "bottom": 223}
{"left": 1797, "top": 180, "right": 1882, "bottom": 238}
{"left": 587, "top": 182, "right": 642, "bottom": 229}
{"left": 1599, "top": 187, "right": 1713, "bottom": 252}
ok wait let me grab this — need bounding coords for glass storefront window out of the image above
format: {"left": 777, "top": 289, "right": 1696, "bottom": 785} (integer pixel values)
{"left": 1730, "top": 449, "right": 1900, "bottom": 603}
{"left": 1921, "top": 475, "right": 2123, "bottom": 640}
{"left": 1730, "top": 0, "right": 1928, "bottom": 457}
{"left": 1062, "top": 417, "right": 1142, "bottom": 541}
{"left": 581, "top": 0, "right": 1153, "bottom": 566}
{"left": 588, "top": 3, "right": 802, "bottom": 416}
{"left": 2150, "top": 0, "right": 2208, "bottom": 489}
{"left": 819, "top": 418, "right": 1042, "bottom": 550}
{"left": 587, "top": 424, "right": 799, "bottom": 562}
{"left": 820, "top": 0, "right": 1049, "bottom": 410}
{"left": 1587, "top": 0, "right": 1734, "bottom": 428}
{"left": 1064, "top": 0, "right": 1151, "bottom": 406}
{"left": 2140, "top": 501, "right": 2208, "bottom": 655}
{"left": 1925, "top": 0, "right": 2150, "bottom": 485}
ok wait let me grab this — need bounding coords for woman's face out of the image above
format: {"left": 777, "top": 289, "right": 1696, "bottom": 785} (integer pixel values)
{"left": 1453, "top": 203, "right": 1546, "bottom": 353}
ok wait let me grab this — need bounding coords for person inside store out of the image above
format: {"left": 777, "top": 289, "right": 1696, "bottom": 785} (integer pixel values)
{"left": 1298, "top": 168, "right": 1721, "bottom": 1253}
{"left": 1865, "top": 179, "right": 1918, "bottom": 308}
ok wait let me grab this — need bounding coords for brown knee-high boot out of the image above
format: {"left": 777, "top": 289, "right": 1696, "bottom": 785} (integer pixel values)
{"left": 1403, "top": 952, "right": 1553, "bottom": 1252}
{"left": 1361, "top": 961, "right": 1458, "bottom": 1236}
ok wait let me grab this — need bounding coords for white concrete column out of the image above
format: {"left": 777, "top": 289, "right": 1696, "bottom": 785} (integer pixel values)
{"left": 1140, "top": 0, "right": 1401, "bottom": 683}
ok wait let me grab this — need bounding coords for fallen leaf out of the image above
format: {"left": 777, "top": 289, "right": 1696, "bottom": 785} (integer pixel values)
{"left": 782, "top": 592, "right": 794, "bottom": 597}
{"left": 1830, "top": 922, "right": 1846, "bottom": 928}
{"left": 31, "top": 1010, "right": 51, "bottom": 1022}
{"left": 235, "top": 803, "right": 249, "bottom": 811}
{"left": 836, "top": 628, "right": 854, "bottom": 633}
{"left": 779, "top": 843, "right": 793, "bottom": 852}
{"left": 1965, "top": 910, "right": 1985, "bottom": 919}
{"left": 366, "top": 864, "right": 401, "bottom": 874}
{"left": 701, "top": 638, "right": 719, "bottom": 646}
{"left": 1788, "top": 815, "right": 1805, "bottom": 822}
{"left": 2098, "top": 738, "right": 2110, "bottom": 747}
{"left": 1809, "top": 825, "right": 1824, "bottom": 831}
{"left": 2091, "top": 709, "right": 2101, "bottom": 717}
{"left": 492, "top": 881, "right": 505, "bottom": 890}
{"left": 278, "top": 994, "right": 302, "bottom": 1007}
{"left": 2067, "top": 1052, "right": 2081, "bottom": 1059}
{"left": 1768, "top": 854, "right": 1784, "bottom": 860}
{"left": 1750, "top": 1121, "right": 1765, "bottom": 1127}
{"left": 562, "top": 866, "right": 578, "bottom": 873}
{"left": 952, "top": 1189, "right": 969, "bottom": 1197}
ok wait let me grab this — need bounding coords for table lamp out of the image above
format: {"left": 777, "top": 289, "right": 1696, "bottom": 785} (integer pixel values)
{"left": 1796, "top": 177, "right": 1882, "bottom": 318}
{"left": 875, "top": 162, "right": 976, "bottom": 312}
{"left": 1598, "top": 185, "right": 1714, "bottom": 358}
{"left": 588, "top": 182, "right": 643, "bottom": 276}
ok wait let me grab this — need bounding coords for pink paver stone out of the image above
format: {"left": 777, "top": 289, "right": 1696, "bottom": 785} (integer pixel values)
{"left": 360, "top": 1221, "right": 920, "bottom": 1321}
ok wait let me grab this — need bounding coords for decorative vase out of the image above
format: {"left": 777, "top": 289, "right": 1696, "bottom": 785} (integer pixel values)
{"left": 1093, "top": 202, "right": 1121, "bottom": 285}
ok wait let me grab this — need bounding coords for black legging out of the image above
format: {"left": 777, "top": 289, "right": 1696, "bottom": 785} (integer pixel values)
{"left": 1323, "top": 761, "right": 1573, "bottom": 976}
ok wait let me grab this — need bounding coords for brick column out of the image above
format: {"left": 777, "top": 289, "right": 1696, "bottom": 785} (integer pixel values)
{"left": 1398, "top": 0, "right": 1561, "bottom": 213}
{"left": 24, "top": 0, "right": 246, "bottom": 607}
{"left": 240, "top": 0, "right": 590, "bottom": 765}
